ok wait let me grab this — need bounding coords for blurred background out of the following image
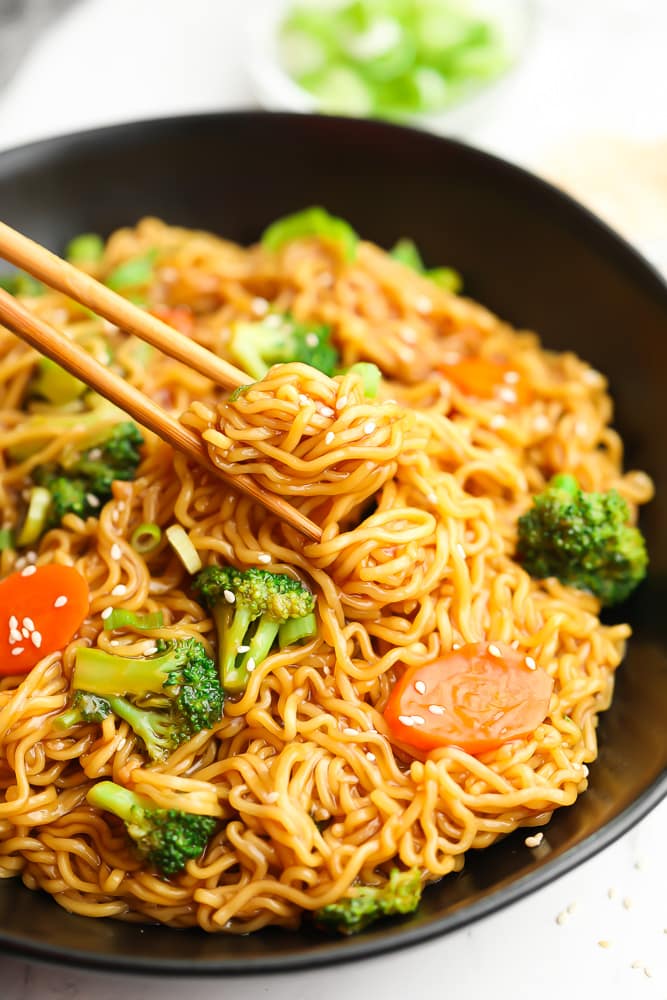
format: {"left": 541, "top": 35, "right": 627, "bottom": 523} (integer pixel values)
{"left": 0, "top": 0, "right": 665, "bottom": 272}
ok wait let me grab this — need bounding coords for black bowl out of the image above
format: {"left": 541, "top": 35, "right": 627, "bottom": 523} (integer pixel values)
{"left": 0, "top": 112, "right": 665, "bottom": 976}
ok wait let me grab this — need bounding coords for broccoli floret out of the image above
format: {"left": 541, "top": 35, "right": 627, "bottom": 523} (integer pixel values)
{"left": 315, "top": 868, "right": 423, "bottom": 935}
{"left": 193, "top": 566, "right": 316, "bottom": 694}
{"left": 52, "top": 690, "right": 112, "bottom": 730}
{"left": 228, "top": 315, "right": 339, "bottom": 381}
{"left": 71, "top": 638, "right": 224, "bottom": 760}
{"left": 516, "top": 473, "right": 648, "bottom": 606}
{"left": 31, "top": 421, "right": 143, "bottom": 528}
{"left": 86, "top": 780, "right": 216, "bottom": 876}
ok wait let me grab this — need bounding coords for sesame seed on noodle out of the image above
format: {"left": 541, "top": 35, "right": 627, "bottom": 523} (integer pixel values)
{"left": 366, "top": 752, "right": 376, "bottom": 762}
{"left": 336, "top": 395, "right": 348, "bottom": 410}
{"left": 363, "top": 421, "right": 376, "bottom": 435}
{"left": 343, "top": 728, "right": 358, "bottom": 736}
{"left": 111, "top": 584, "right": 127, "bottom": 597}
{"left": 325, "top": 431, "right": 335, "bottom": 446}
{"left": 265, "top": 792, "right": 279, "bottom": 803}
{"left": 101, "top": 607, "right": 113, "bottom": 621}
{"left": 110, "top": 544, "right": 122, "bottom": 561}
{"left": 257, "top": 553, "right": 271, "bottom": 565}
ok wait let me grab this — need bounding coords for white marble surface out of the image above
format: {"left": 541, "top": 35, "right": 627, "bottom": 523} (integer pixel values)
{"left": 0, "top": 2, "right": 665, "bottom": 997}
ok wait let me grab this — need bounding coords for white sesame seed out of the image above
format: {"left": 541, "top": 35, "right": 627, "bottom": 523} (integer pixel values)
{"left": 567, "top": 901, "right": 577, "bottom": 914}
{"left": 319, "top": 405, "right": 335, "bottom": 418}
{"left": 251, "top": 297, "right": 269, "bottom": 317}
{"left": 297, "top": 393, "right": 310, "bottom": 407}
{"left": 237, "top": 645, "right": 250, "bottom": 654}
{"left": 86, "top": 493, "right": 101, "bottom": 508}
{"left": 265, "top": 792, "right": 279, "bottom": 803}
{"left": 87, "top": 448, "right": 103, "bottom": 461}
{"left": 12, "top": 646, "right": 24, "bottom": 655}
{"left": 411, "top": 715, "right": 425, "bottom": 725}
{"left": 343, "top": 727, "right": 358, "bottom": 736}
{"left": 490, "top": 414, "right": 507, "bottom": 429}
{"left": 366, "top": 752, "right": 376, "bottom": 762}
{"left": 622, "top": 897, "right": 633, "bottom": 910}
{"left": 109, "top": 639, "right": 120, "bottom": 646}
{"left": 643, "top": 967, "right": 652, "bottom": 979}
{"left": 456, "top": 543, "right": 466, "bottom": 559}
{"left": 398, "top": 715, "right": 415, "bottom": 727}
{"left": 325, "top": 431, "right": 335, "bottom": 446}
{"left": 428, "top": 705, "right": 446, "bottom": 715}
{"left": 335, "top": 395, "right": 348, "bottom": 410}
{"left": 54, "top": 595, "right": 68, "bottom": 608}
{"left": 525, "top": 655, "right": 537, "bottom": 670}
{"left": 22, "top": 616, "right": 34, "bottom": 632}
{"left": 497, "top": 386, "right": 517, "bottom": 404}
{"left": 574, "top": 420, "right": 588, "bottom": 437}
{"left": 257, "top": 553, "right": 271, "bottom": 565}
{"left": 21, "top": 565, "right": 36, "bottom": 577}
{"left": 25, "top": 551, "right": 37, "bottom": 564}
{"left": 631, "top": 960, "right": 643, "bottom": 970}
{"left": 426, "top": 492, "right": 438, "bottom": 504}
{"left": 533, "top": 414, "right": 550, "bottom": 432}
{"left": 597, "top": 940, "right": 611, "bottom": 949}
{"left": 221, "top": 589, "right": 236, "bottom": 605}
{"left": 100, "top": 607, "right": 113, "bottom": 620}
{"left": 503, "top": 370, "right": 520, "bottom": 384}
{"left": 21, "top": 627, "right": 29, "bottom": 638}
{"left": 401, "top": 325, "right": 417, "bottom": 343}
{"left": 142, "top": 645, "right": 158, "bottom": 655}
{"left": 524, "top": 832, "right": 544, "bottom": 848}
{"left": 9, "top": 629, "right": 22, "bottom": 645}
{"left": 414, "top": 680, "right": 427, "bottom": 695}
{"left": 488, "top": 644, "right": 502, "bottom": 658}
{"left": 110, "top": 544, "right": 122, "bottom": 561}
{"left": 9, "top": 615, "right": 18, "bottom": 629}
{"left": 583, "top": 765, "right": 589, "bottom": 776}
{"left": 452, "top": 642, "right": 461, "bottom": 650}
{"left": 31, "top": 631, "right": 42, "bottom": 648}
{"left": 607, "top": 887, "right": 616, "bottom": 899}
{"left": 111, "top": 584, "right": 127, "bottom": 597}
{"left": 305, "top": 332, "right": 319, "bottom": 348}
{"left": 555, "top": 911, "right": 568, "bottom": 926}
{"left": 414, "top": 295, "right": 432, "bottom": 314}
{"left": 246, "top": 657, "right": 256, "bottom": 672}
{"left": 363, "top": 421, "right": 376, "bottom": 435}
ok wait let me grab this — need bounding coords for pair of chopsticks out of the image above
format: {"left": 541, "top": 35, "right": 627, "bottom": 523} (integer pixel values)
{"left": 0, "top": 221, "right": 321, "bottom": 541}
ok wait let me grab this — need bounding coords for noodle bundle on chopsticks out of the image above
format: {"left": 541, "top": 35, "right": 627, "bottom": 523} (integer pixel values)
{"left": 0, "top": 213, "right": 652, "bottom": 933}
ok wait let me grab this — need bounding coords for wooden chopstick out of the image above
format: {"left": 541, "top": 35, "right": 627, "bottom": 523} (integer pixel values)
{"left": 0, "top": 221, "right": 248, "bottom": 391}
{"left": 0, "top": 288, "right": 322, "bottom": 542}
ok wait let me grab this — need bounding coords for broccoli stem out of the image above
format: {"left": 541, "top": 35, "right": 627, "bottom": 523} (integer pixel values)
{"left": 106, "top": 695, "right": 168, "bottom": 759}
{"left": 213, "top": 603, "right": 258, "bottom": 693}
{"left": 278, "top": 612, "right": 317, "bottom": 648}
{"left": 86, "top": 780, "right": 151, "bottom": 824}
{"left": 238, "top": 618, "right": 281, "bottom": 677}
{"left": 73, "top": 647, "right": 177, "bottom": 696}
{"left": 53, "top": 707, "right": 89, "bottom": 730}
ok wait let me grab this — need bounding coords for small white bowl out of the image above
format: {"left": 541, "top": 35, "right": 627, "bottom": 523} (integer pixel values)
{"left": 246, "top": 0, "right": 535, "bottom": 138}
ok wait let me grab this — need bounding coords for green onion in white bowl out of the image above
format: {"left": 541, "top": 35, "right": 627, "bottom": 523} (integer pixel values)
{"left": 248, "top": 0, "right": 533, "bottom": 130}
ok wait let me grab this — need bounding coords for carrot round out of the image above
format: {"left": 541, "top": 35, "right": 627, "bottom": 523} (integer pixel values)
{"left": 0, "top": 564, "right": 89, "bottom": 675}
{"left": 384, "top": 641, "right": 554, "bottom": 755}
{"left": 440, "top": 357, "right": 532, "bottom": 407}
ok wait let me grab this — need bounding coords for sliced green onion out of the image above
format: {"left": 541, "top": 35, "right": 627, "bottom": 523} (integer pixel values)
{"left": 425, "top": 266, "right": 462, "bottom": 293}
{"left": 130, "top": 522, "right": 162, "bottom": 554}
{"left": 0, "top": 271, "right": 45, "bottom": 297}
{"left": 229, "top": 383, "right": 252, "bottom": 402}
{"left": 346, "top": 361, "right": 382, "bottom": 397}
{"left": 262, "top": 207, "right": 358, "bottom": 261}
{"left": 390, "top": 238, "right": 424, "bottom": 271}
{"left": 17, "top": 486, "right": 52, "bottom": 547}
{"left": 0, "top": 527, "right": 14, "bottom": 550}
{"left": 166, "top": 524, "right": 202, "bottom": 574}
{"left": 66, "top": 233, "right": 105, "bottom": 264}
{"left": 103, "top": 608, "right": 165, "bottom": 631}
{"left": 106, "top": 250, "right": 157, "bottom": 292}
{"left": 32, "top": 356, "right": 87, "bottom": 405}
{"left": 279, "top": 612, "right": 317, "bottom": 649}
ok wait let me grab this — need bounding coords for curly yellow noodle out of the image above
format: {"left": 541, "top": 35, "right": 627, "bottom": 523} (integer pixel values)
{"left": 0, "top": 218, "right": 653, "bottom": 931}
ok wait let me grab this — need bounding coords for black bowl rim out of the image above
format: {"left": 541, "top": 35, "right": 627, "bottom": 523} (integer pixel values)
{"left": 0, "top": 110, "right": 666, "bottom": 977}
